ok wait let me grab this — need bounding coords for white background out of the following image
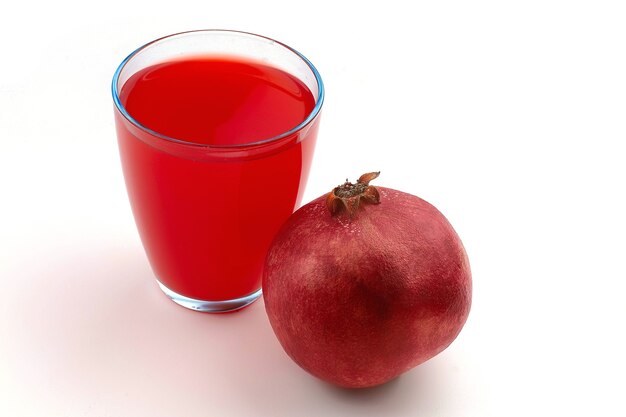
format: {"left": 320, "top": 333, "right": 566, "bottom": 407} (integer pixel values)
{"left": 1, "top": 1, "right": 625, "bottom": 416}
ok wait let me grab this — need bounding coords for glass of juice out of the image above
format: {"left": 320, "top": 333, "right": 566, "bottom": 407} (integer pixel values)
{"left": 111, "top": 30, "right": 324, "bottom": 313}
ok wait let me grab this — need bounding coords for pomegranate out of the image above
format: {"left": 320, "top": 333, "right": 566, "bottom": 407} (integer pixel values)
{"left": 262, "top": 172, "right": 472, "bottom": 388}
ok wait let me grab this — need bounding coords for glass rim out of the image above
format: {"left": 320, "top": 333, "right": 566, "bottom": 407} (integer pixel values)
{"left": 111, "top": 29, "right": 325, "bottom": 149}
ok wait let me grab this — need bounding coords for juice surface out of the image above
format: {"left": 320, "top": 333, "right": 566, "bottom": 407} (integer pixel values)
{"left": 120, "top": 56, "right": 315, "bottom": 145}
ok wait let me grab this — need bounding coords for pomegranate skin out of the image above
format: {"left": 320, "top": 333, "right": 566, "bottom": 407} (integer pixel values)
{"left": 262, "top": 187, "right": 472, "bottom": 388}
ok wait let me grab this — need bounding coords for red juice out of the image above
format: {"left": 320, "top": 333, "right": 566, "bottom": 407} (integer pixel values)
{"left": 115, "top": 56, "right": 319, "bottom": 301}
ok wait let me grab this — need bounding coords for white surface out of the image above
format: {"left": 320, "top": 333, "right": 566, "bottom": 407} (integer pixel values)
{"left": 1, "top": 1, "right": 625, "bottom": 416}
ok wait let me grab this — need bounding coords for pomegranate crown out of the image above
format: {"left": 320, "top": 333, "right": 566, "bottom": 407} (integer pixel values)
{"left": 326, "top": 171, "right": 381, "bottom": 217}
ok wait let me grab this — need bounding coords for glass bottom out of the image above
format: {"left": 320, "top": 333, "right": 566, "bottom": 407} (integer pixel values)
{"left": 157, "top": 280, "right": 262, "bottom": 313}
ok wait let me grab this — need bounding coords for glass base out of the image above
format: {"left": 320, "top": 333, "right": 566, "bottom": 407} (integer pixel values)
{"left": 157, "top": 280, "right": 262, "bottom": 313}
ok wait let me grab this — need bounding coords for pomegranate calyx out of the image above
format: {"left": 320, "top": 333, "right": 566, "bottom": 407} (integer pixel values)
{"left": 326, "top": 171, "right": 381, "bottom": 217}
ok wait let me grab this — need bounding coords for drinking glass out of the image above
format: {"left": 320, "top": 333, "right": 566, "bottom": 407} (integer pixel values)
{"left": 112, "top": 30, "right": 324, "bottom": 312}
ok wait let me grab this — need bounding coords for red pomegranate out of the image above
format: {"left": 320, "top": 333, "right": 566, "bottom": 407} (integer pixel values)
{"left": 263, "top": 172, "right": 472, "bottom": 388}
